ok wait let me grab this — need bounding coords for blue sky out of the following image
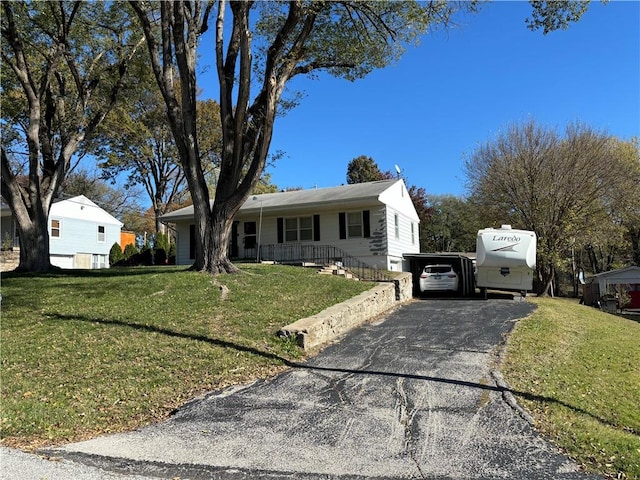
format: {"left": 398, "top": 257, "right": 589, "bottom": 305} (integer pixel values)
{"left": 198, "top": 0, "right": 639, "bottom": 197}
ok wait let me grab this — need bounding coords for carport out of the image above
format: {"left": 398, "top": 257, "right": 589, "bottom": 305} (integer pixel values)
{"left": 404, "top": 253, "right": 476, "bottom": 297}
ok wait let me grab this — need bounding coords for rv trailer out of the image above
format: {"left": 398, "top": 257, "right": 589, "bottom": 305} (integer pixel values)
{"left": 476, "top": 225, "right": 537, "bottom": 298}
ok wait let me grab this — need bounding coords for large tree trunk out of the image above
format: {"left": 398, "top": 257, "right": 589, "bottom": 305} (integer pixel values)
{"left": 16, "top": 219, "right": 52, "bottom": 272}
{"left": 536, "top": 264, "right": 555, "bottom": 297}
{"left": 10, "top": 198, "right": 53, "bottom": 272}
{"left": 202, "top": 207, "right": 240, "bottom": 274}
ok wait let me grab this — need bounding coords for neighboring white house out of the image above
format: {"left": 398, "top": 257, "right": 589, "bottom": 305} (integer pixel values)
{"left": 161, "top": 179, "right": 420, "bottom": 272}
{"left": 583, "top": 266, "right": 640, "bottom": 310}
{"left": 0, "top": 195, "right": 123, "bottom": 269}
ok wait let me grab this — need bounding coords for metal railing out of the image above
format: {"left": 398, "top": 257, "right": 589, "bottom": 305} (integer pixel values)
{"left": 258, "top": 243, "right": 393, "bottom": 282}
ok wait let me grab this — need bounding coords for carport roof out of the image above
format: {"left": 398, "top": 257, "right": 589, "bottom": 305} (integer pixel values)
{"left": 404, "top": 252, "right": 476, "bottom": 260}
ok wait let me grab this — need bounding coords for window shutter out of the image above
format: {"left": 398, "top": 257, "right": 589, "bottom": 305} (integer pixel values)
{"left": 339, "top": 212, "right": 346, "bottom": 239}
{"left": 313, "top": 214, "right": 320, "bottom": 241}
{"left": 189, "top": 224, "right": 195, "bottom": 259}
{"left": 277, "top": 217, "right": 284, "bottom": 243}
{"left": 363, "top": 210, "right": 370, "bottom": 238}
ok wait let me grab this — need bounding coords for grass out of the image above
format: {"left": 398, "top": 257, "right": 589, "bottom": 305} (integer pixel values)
{"left": 0, "top": 264, "right": 374, "bottom": 449}
{"left": 503, "top": 297, "right": 640, "bottom": 479}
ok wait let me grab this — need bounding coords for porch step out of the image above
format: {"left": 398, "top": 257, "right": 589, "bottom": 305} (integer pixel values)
{"left": 317, "top": 264, "right": 357, "bottom": 280}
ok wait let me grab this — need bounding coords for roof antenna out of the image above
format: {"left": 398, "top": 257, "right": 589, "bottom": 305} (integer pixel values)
{"left": 394, "top": 164, "right": 402, "bottom": 179}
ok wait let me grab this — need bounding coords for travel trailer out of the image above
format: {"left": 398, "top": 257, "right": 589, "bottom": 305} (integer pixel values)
{"left": 476, "top": 225, "right": 537, "bottom": 298}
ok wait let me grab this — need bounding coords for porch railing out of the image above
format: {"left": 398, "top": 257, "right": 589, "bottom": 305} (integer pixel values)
{"left": 258, "top": 243, "right": 393, "bottom": 282}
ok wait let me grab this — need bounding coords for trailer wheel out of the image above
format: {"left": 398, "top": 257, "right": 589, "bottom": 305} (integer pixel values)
{"left": 521, "top": 290, "right": 527, "bottom": 298}
{"left": 481, "top": 287, "right": 488, "bottom": 300}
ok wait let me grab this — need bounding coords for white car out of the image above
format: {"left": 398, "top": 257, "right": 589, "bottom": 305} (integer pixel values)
{"left": 419, "top": 264, "right": 459, "bottom": 293}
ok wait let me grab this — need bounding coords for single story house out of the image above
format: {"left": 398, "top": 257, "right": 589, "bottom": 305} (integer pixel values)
{"left": 583, "top": 266, "right": 640, "bottom": 310}
{"left": 1, "top": 195, "right": 123, "bottom": 269}
{"left": 161, "top": 179, "right": 420, "bottom": 272}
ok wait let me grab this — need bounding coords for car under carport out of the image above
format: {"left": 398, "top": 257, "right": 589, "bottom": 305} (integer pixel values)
{"left": 404, "top": 253, "right": 476, "bottom": 297}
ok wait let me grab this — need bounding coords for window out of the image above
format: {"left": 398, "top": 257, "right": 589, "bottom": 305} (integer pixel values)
{"left": 92, "top": 254, "right": 106, "bottom": 269}
{"left": 278, "top": 215, "right": 320, "bottom": 243}
{"left": 51, "top": 219, "right": 61, "bottom": 238}
{"left": 97, "top": 225, "right": 106, "bottom": 243}
{"left": 285, "top": 216, "right": 313, "bottom": 242}
{"left": 394, "top": 214, "right": 400, "bottom": 240}
{"left": 299, "top": 216, "right": 313, "bottom": 241}
{"left": 339, "top": 211, "right": 370, "bottom": 239}
{"left": 411, "top": 223, "right": 415, "bottom": 244}
{"left": 285, "top": 218, "right": 298, "bottom": 242}
{"left": 347, "top": 212, "right": 363, "bottom": 238}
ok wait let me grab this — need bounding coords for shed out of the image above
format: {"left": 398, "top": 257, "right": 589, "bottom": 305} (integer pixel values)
{"left": 584, "top": 266, "right": 640, "bottom": 310}
{"left": 404, "top": 253, "right": 476, "bottom": 297}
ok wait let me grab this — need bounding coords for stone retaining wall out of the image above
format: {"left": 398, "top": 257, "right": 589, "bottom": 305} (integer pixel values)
{"left": 0, "top": 251, "right": 19, "bottom": 272}
{"left": 279, "top": 272, "right": 413, "bottom": 350}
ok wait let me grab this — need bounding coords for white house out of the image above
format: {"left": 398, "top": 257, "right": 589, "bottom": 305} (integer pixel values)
{"left": 584, "top": 266, "right": 640, "bottom": 310}
{"left": 161, "top": 179, "right": 420, "bottom": 272}
{"left": 0, "top": 195, "right": 123, "bottom": 269}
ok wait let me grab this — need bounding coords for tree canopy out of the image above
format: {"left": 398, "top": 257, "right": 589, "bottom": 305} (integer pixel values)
{"left": 346, "top": 155, "right": 394, "bottom": 184}
{"left": 1, "top": 1, "right": 144, "bottom": 271}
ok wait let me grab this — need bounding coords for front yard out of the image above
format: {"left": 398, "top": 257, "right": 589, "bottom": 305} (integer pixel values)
{"left": 0, "top": 265, "right": 373, "bottom": 449}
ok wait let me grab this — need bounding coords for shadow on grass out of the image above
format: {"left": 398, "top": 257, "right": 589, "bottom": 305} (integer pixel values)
{"left": 2, "top": 266, "right": 190, "bottom": 280}
{"left": 47, "top": 311, "right": 628, "bottom": 435}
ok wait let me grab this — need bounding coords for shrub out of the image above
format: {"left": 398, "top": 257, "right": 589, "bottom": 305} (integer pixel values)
{"left": 154, "top": 248, "right": 167, "bottom": 265}
{"left": 139, "top": 247, "right": 153, "bottom": 266}
{"left": 109, "top": 242, "right": 124, "bottom": 265}
{"left": 123, "top": 243, "right": 138, "bottom": 260}
{"left": 155, "top": 233, "right": 170, "bottom": 253}
{"left": 168, "top": 243, "right": 177, "bottom": 265}
{"left": 2, "top": 232, "right": 13, "bottom": 251}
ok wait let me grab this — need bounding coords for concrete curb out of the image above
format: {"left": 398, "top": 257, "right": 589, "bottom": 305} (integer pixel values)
{"left": 279, "top": 273, "right": 413, "bottom": 350}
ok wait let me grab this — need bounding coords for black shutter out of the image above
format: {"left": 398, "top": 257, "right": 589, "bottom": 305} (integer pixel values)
{"left": 363, "top": 210, "right": 370, "bottom": 238}
{"left": 277, "top": 217, "right": 284, "bottom": 243}
{"left": 313, "top": 214, "right": 320, "bottom": 241}
{"left": 339, "top": 212, "right": 346, "bottom": 239}
{"left": 189, "top": 224, "right": 195, "bottom": 259}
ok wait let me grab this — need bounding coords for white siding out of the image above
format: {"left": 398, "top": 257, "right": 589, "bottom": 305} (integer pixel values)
{"left": 48, "top": 216, "right": 118, "bottom": 258}
{"left": 169, "top": 180, "right": 420, "bottom": 272}
{"left": 175, "top": 223, "right": 192, "bottom": 266}
{"left": 384, "top": 206, "right": 420, "bottom": 270}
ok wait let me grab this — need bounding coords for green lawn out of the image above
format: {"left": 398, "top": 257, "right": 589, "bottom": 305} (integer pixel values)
{"left": 0, "top": 264, "right": 374, "bottom": 449}
{"left": 503, "top": 297, "right": 640, "bottom": 479}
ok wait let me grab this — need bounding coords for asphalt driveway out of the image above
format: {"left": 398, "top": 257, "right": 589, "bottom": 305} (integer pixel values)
{"left": 13, "top": 298, "right": 601, "bottom": 479}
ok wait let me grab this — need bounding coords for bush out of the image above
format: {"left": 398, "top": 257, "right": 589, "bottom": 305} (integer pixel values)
{"left": 154, "top": 233, "right": 170, "bottom": 253}
{"left": 123, "top": 243, "right": 138, "bottom": 260}
{"left": 154, "top": 248, "right": 167, "bottom": 265}
{"left": 168, "top": 243, "right": 177, "bottom": 265}
{"left": 139, "top": 247, "right": 153, "bottom": 266}
{"left": 109, "top": 242, "right": 124, "bottom": 265}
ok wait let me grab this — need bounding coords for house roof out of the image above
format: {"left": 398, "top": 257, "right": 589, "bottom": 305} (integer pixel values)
{"left": 161, "top": 179, "right": 403, "bottom": 222}
{"left": 2, "top": 195, "right": 123, "bottom": 227}
{"left": 589, "top": 266, "right": 640, "bottom": 283}
{"left": 50, "top": 195, "right": 123, "bottom": 226}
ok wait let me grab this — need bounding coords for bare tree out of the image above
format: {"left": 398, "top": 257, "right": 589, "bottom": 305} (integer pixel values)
{"left": 465, "top": 120, "right": 626, "bottom": 295}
